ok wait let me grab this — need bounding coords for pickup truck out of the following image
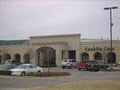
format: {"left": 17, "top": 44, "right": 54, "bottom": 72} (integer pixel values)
{"left": 87, "top": 60, "right": 109, "bottom": 71}
{"left": 76, "top": 60, "right": 92, "bottom": 70}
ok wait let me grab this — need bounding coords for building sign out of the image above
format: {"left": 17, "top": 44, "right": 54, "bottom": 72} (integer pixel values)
{"left": 85, "top": 47, "right": 114, "bottom": 52}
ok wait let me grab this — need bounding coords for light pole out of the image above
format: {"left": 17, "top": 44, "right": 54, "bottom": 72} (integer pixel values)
{"left": 104, "top": 6, "right": 118, "bottom": 66}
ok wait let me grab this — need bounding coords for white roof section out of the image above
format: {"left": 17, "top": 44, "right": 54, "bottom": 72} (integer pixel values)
{"left": 81, "top": 38, "right": 120, "bottom": 44}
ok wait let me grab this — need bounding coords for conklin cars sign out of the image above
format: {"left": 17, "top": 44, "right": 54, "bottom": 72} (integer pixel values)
{"left": 85, "top": 47, "right": 114, "bottom": 52}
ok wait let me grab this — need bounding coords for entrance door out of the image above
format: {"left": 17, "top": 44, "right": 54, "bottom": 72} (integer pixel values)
{"left": 36, "top": 47, "right": 56, "bottom": 66}
{"left": 81, "top": 52, "right": 89, "bottom": 61}
{"left": 107, "top": 52, "right": 116, "bottom": 63}
{"left": 68, "top": 50, "right": 76, "bottom": 60}
{"left": 94, "top": 52, "right": 102, "bottom": 60}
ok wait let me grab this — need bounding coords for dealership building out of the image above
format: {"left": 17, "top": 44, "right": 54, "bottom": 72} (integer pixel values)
{"left": 0, "top": 34, "right": 120, "bottom": 66}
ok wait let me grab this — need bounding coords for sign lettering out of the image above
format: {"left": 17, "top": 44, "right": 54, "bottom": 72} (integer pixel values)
{"left": 85, "top": 47, "right": 114, "bottom": 52}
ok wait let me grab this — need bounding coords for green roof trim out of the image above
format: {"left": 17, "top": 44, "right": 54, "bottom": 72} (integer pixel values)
{"left": 0, "top": 40, "right": 30, "bottom": 46}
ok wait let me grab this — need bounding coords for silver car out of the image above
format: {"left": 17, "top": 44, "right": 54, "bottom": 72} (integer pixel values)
{"left": 10, "top": 64, "right": 43, "bottom": 76}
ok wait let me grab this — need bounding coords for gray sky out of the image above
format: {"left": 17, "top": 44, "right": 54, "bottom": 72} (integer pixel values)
{"left": 0, "top": 0, "right": 120, "bottom": 40}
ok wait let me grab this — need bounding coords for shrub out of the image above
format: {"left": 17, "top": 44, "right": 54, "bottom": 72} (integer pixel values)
{"left": 26, "top": 72, "right": 71, "bottom": 77}
{"left": 0, "top": 70, "right": 12, "bottom": 75}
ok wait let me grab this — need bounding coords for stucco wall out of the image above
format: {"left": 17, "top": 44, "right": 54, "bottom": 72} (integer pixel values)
{"left": 80, "top": 40, "right": 120, "bottom": 62}
{"left": 0, "top": 45, "right": 31, "bottom": 63}
{"left": 30, "top": 34, "right": 81, "bottom": 65}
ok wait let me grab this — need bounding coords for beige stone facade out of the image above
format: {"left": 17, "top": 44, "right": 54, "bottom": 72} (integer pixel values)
{"left": 29, "top": 34, "right": 80, "bottom": 66}
{"left": 80, "top": 39, "right": 120, "bottom": 63}
{"left": 0, "top": 34, "right": 120, "bottom": 66}
{"left": 0, "top": 45, "right": 31, "bottom": 63}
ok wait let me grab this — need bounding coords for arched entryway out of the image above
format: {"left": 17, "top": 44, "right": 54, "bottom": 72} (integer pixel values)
{"left": 107, "top": 52, "right": 116, "bottom": 64}
{"left": 36, "top": 47, "right": 56, "bottom": 66}
{"left": 5, "top": 54, "right": 11, "bottom": 60}
{"left": 81, "top": 52, "right": 89, "bottom": 61}
{"left": 14, "top": 53, "right": 21, "bottom": 63}
{"left": 24, "top": 53, "right": 30, "bottom": 63}
{"left": 94, "top": 52, "right": 102, "bottom": 60}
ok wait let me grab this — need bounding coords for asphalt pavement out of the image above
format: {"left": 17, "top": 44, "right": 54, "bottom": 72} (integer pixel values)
{"left": 0, "top": 67, "right": 120, "bottom": 90}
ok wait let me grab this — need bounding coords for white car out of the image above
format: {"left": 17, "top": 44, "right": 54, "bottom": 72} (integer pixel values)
{"left": 61, "top": 59, "right": 77, "bottom": 69}
{"left": 10, "top": 64, "right": 43, "bottom": 76}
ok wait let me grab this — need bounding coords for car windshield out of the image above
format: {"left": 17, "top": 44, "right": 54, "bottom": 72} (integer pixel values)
{"left": 62, "top": 59, "right": 68, "bottom": 62}
{"left": 16, "top": 65, "right": 27, "bottom": 69}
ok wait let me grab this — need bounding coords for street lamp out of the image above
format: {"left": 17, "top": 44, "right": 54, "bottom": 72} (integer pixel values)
{"left": 104, "top": 6, "right": 118, "bottom": 66}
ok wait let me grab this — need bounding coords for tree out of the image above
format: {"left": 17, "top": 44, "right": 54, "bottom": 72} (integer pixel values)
{"left": 45, "top": 47, "right": 55, "bottom": 72}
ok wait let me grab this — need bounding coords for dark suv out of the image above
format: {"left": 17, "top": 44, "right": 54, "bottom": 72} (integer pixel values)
{"left": 87, "top": 60, "right": 109, "bottom": 71}
{"left": 5, "top": 59, "right": 21, "bottom": 66}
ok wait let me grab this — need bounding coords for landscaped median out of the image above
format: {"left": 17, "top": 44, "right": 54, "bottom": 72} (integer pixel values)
{"left": 0, "top": 69, "right": 71, "bottom": 77}
{"left": 25, "top": 72, "right": 71, "bottom": 77}
{"left": 0, "top": 70, "right": 11, "bottom": 75}
{"left": 27, "top": 80, "right": 120, "bottom": 90}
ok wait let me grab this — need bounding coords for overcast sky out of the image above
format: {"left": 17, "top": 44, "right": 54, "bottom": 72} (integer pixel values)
{"left": 0, "top": 0, "right": 120, "bottom": 40}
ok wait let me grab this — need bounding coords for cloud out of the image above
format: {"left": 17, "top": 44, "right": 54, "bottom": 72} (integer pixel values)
{"left": 0, "top": 0, "right": 120, "bottom": 40}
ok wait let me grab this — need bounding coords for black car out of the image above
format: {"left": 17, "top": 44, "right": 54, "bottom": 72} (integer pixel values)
{"left": 5, "top": 59, "right": 21, "bottom": 65}
{"left": 87, "top": 60, "right": 109, "bottom": 71}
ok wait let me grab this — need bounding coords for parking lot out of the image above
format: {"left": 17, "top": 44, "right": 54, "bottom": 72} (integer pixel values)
{"left": 0, "top": 67, "right": 120, "bottom": 90}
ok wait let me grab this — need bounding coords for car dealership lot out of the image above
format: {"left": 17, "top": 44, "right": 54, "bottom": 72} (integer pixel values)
{"left": 0, "top": 67, "right": 120, "bottom": 90}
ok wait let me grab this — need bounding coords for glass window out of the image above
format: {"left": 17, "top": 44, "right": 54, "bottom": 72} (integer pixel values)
{"left": 31, "top": 65, "right": 37, "bottom": 68}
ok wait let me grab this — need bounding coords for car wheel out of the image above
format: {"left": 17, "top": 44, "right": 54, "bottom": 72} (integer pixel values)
{"left": 37, "top": 70, "right": 41, "bottom": 74}
{"left": 21, "top": 72, "right": 26, "bottom": 76}
{"left": 78, "top": 68, "right": 81, "bottom": 71}
{"left": 62, "top": 66, "right": 65, "bottom": 69}
{"left": 88, "top": 69, "right": 92, "bottom": 71}
{"left": 69, "top": 65, "right": 73, "bottom": 69}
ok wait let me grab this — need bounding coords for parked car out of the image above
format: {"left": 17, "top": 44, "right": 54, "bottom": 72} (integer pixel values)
{"left": 76, "top": 60, "right": 92, "bottom": 71}
{"left": 5, "top": 59, "right": 21, "bottom": 65}
{"left": 0, "top": 64, "right": 16, "bottom": 70}
{"left": 87, "top": 60, "right": 109, "bottom": 71}
{"left": 61, "top": 59, "right": 77, "bottom": 69}
{"left": 10, "top": 64, "right": 43, "bottom": 76}
{"left": 117, "top": 62, "right": 120, "bottom": 67}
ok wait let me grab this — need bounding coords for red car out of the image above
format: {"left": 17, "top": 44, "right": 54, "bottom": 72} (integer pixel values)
{"left": 76, "top": 60, "right": 92, "bottom": 71}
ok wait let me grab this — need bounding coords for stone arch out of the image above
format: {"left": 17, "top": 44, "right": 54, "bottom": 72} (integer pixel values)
{"left": 94, "top": 52, "right": 102, "bottom": 60}
{"left": 107, "top": 52, "right": 116, "bottom": 64}
{"left": 81, "top": 52, "right": 89, "bottom": 62}
{"left": 14, "top": 53, "right": 21, "bottom": 63}
{"left": 5, "top": 54, "right": 11, "bottom": 60}
{"left": 36, "top": 46, "right": 56, "bottom": 66}
{"left": 24, "top": 53, "right": 30, "bottom": 63}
